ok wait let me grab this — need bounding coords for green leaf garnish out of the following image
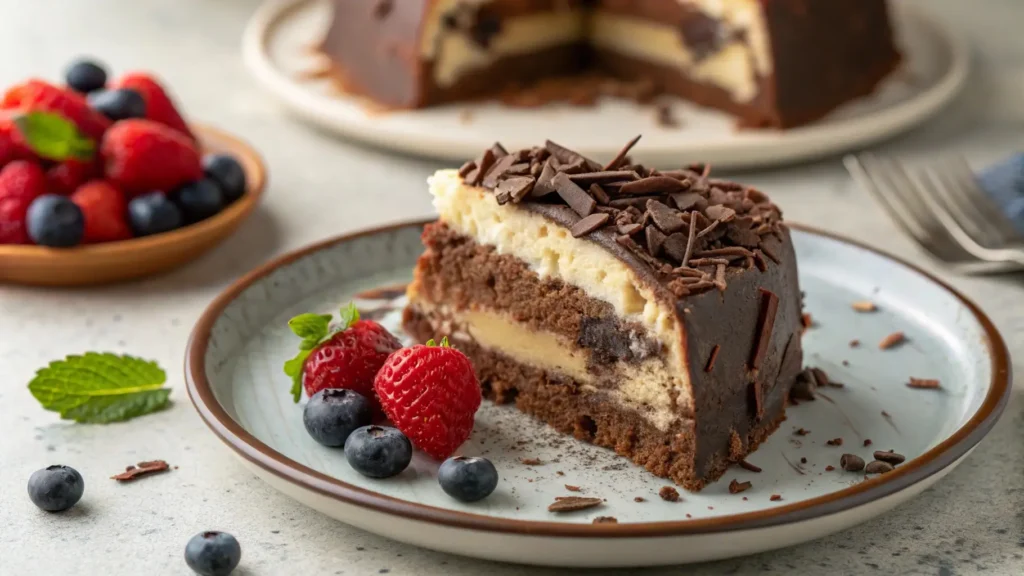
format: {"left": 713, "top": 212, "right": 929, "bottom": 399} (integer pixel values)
{"left": 28, "top": 353, "right": 170, "bottom": 424}
{"left": 425, "top": 336, "right": 450, "bottom": 347}
{"left": 13, "top": 111, "right": 95, "bottom": 162}
{"left": 283, "top": 302, "right": 362, "bottom": 403}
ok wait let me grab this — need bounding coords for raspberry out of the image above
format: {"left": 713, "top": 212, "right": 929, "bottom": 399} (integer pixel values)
{"left": 0, "top": 160, "right": 47, "bottom": 200}
{"left": 70, "top": 180, "right": 132, "bottom": 243}
{"left": 0, "top": 193, "right": 32, "bottom": 244}
{"left": 113, "top": 73, "right": 193, "bottom": 139}
{"left": 0, "top": 116, "right": 33, "bottom": 167}
{"left": 2, "top": 79, "right": 110, "bottom": 141}
{"left": 374, "top": 339, "right": 481, "bottom": 460}
{"left": 100, "top": 119, "right": 202, "bottom": 196}
{"left": 47, "top": 159, "right": 101, "bottom": 195}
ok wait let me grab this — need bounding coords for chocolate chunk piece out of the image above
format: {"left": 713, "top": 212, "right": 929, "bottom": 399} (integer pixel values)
{"left": 645, "top": 225, "right": 667, "bottom": 256}
{"left": 467, "top": 148, "right": 496, "bottom": 186}
{"left": 481, "top": 154, "right": 519, "bottom": 189}
{"left": 531, "top": 159, "right": 558, "bottom": 197}
{"left": 545, "top": 139, "right": 600, "bottom": 171}
{"left": 619, "top": 176, "right": 689, "bottom": 196}
{"left": 457, "top": 160, "right": 476, "bottom": 178}
{"left": 705, "top": 205, "right": 736, "bottom": 222}
{"left": 589, "top": 183, "right": 611, "bottom": 205}
{"left": 864, "top": 460, "right": 894, "bottom": 474}
{"left": 840, "top": 454, "right": 865, "bottom": 471}
{"left": 671, "top": 191, "right": 704, "bottom": 212}
{"left": 662, "top": 232, "right": 688, "bottom": 263}
{"left": 569, "top": 171, "right": 640, "bottom": 185}
{"left": 873, "top": 451, "right": 906, "bottom": 465}
{"left": 789, "top": 369, "right": 817, "bottom": 401}
{"left": 728, "top": 479, "right": 752, "bottom": 494}
{"left": 495, "top": 176, "right": 535, "bottom": 203}
{"left": 646, "top": 200, "right": 686, "bottom": 233}
{"left": 548, "top": 496, "right": 603, "bottom": 512}
{"left": 570, "top": 212, "right": 610, "bottom": 238}
{"left": 553, "top": 172, "right": 596, "bottom": 217}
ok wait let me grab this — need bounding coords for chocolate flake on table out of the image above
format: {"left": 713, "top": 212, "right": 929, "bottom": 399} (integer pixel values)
{"left": 769, "top": 494, "right": 782, "bottom": 502}
{"left": 462, "top": 136, "right": 784, "bottom": 297}
{"left": 111, "top": 460, "right": 171, "bottom": 482}
{"left": 864, "top": 461, "right": 894, "bottom": 475}
{"left": 800, "top": 457, "right": 807, "bottom": 464}
{"left": 840, "top": 454, "right": 865, "bottom": 472}
{"left": 729, "top": 479, "right": 753, "bottom": 494}
{"left": 826, "top": 438, "right": 843, "bottom": 446}
{"left": 794, "top": 427, "right": 810, "bottom": 436}
{"left": 592, "top": 516, "right": 619, "bottom": 524}
{"left": 878, "top": 331, "right": 905, "bottom": 350}
{"left": 564, "top": 484, "right": 582, "bottom": 492}
{"left": 659, "top": 486, "right": 680, "bottom": 502}
{"left": 749, "top": 289, "right": 780, "bottom": 371}
{"left": 789, "top": 369, "right": 817, "bottom": 402}
{"left": 873, "top": 451, "right": 906, "bottom": 465}
{"left": 825, "top": 465, "right": 836, "bottom": 471}
{"left": 634, "top": 496, "right": 645, "bottom": 503}
{"left": 704, "top": 345, "right": 721, "bottom": 373}
{"left": 851, "top": 300, "right": 877, "bottom": 312}
{"left": 520, "top": 457, "right": 543, "bottom": 466}
{"left": 548, "top": 496, "right": 603, "bottom": 512}
{"left": 907, "top": 377, "right": 940, "bottom": 390}
{"left": 738, "top": 460, "right": 762, "bottom": 473}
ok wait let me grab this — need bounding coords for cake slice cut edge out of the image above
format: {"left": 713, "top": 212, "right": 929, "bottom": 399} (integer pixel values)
{"left": 403, "top": 141, "right": 804, "bottom": 490}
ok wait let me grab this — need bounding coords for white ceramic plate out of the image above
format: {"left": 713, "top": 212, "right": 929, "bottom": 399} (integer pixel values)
{"left": 186, "top": 220, "right": 1009, "bottom": 568}
{"left": 242, "top": 0, "right": 969, "bottom": 169}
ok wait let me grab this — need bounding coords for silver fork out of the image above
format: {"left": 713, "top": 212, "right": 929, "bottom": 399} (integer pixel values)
{"left": 844, "top": 153, "right": 1024, "bottom": 273}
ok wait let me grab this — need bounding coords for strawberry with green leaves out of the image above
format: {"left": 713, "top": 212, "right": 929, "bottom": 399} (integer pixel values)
{"left": 284, "top": 303, "right": 402, "bottom": 407}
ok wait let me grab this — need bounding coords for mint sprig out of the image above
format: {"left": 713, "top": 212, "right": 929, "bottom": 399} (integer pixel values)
{"left": 425, "top": 336, "right": 450, "bottom": 347}
{"left": 284, "top": 303, "right": 361, "bottom": 403}
{"left": 28, "top": 353, "right": 170, "bottom": 424}
{"left": 13, "top": 111, "right": 96, "bottom": 162}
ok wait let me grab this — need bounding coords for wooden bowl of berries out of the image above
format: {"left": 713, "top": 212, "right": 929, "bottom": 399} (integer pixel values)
{"left": 0, "top": 59, "right": 266, "bottom": 287}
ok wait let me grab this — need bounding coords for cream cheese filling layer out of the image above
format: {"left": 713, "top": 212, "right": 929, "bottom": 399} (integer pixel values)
{"left": 407, "top": 301, "right": 687, "bottom": 431}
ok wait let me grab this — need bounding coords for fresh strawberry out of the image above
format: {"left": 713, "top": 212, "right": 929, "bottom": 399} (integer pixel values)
{"left": 101, "top": 119, "right": 202, "bottom": 196}
{"left": 113, "top": 73, "right": 193, "bottom": 139}
{"left": 284, "top": 303, "right": 402, "bottom": 408}
{"left": 374, "top": 337, "right": 481, "bottom": 460}
{"left": 47, "top": 159, "right": 101, "bottom": 195}
{"left": 0, "top": 160, "right": 47, "bottom": 200}
{"left": 70, "top": 180, "right": 131, "bottom": 243}
{"left": 0, "top": 116, "right": 33, "bottom": 167}
{"left": 0, "top": 193, "right": 32, "bottom": 244}
{"left": 1, "top": 80, "right": 110, "bottom": 141}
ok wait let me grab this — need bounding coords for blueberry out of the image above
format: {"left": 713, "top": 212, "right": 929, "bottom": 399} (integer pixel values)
{"left": 438, "top": 456, "right": 498, "bottom": 502}
{"left": 128, "top": 192, "right": 183, "bottom": 236}
{"left": 65, "top": 59, "right": 108, "bottom": 94}
{"left": 202, "top": 154, "right": 247, "bottom": 204}
{"left": 27, "top": 465, "right": 84, "bottom": 512}
{"left": 344, "top": 425, "right": 412, "bottom": 478}
{"left": 171, "top": 179, "right": 224, "bottom": 224}
{"left": 184, "top": 531, "right": 241, "bottom": 576}
{"left": 27, "top": 194, "right": 84, "bottom": 247}
{"left": 88, "top": 88, "right": 146, "bottom": 121}
{"left": 303, "top": 389, "right": 373, "bottom": 447}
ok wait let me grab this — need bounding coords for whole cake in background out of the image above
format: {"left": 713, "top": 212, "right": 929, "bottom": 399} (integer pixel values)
{"left": 321, "top": 0, "right": 901, "bottom": 128}
{"left": 403, "top": 135, "right": 804, "bottom": 490}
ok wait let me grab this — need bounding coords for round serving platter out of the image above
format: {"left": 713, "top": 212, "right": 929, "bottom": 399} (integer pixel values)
{"left": 242, "top": 0, "right": 969, "bottom": 169}
{"left": 185, "top": 220, "right": 1009, "bottom": 567}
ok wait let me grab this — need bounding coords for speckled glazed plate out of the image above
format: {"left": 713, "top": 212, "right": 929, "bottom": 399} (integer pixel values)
{"left": 185, "top": 220, "right": 1009, "bottom": 568}
{"left": 241, "top": 0, "right": 968, "bottom": 169}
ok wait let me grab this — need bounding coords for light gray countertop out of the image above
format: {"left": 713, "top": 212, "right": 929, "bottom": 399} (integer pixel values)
{"left": 1, "top": 0, "right": 1023, "bottom": 574}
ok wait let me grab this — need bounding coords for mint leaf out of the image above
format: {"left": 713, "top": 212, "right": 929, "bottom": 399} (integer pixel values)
{"left": 339, "top": 302, "right": 360, "bottom": 329}
{"left": 425, "top": 336, "right": 450, "bottom": 348}
{"left": 28, "top": 353, "right": 170, "bottom": 424}
{"left": 13, "top": 111, "right": 95, "bottom": 162}
{"left": 283, "top": 351, "right": 310, "bottom": 403}
{"left": 288, "top": 313, "right": 331, "bottom": 341}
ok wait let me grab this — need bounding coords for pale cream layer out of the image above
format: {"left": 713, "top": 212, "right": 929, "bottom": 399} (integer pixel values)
{"left": 407, "top": 300, "right": 686, "bottom": 431}
{"left": 418, "top": 0, "right": 771, "bottom": 103}
{"left": 428, "top": 169, "right": 692, "bottom": 427}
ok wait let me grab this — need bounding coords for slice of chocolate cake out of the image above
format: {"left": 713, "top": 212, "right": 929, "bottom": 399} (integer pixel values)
{"left": 403, "top": 137, "right": 803, "bottom": 490}
{"left": 321, "top": 0, "right": 900, "bottom": 128}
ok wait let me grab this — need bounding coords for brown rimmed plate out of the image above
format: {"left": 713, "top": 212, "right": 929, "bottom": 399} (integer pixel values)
{"left": 0, "top": 124, "right": 266, "bottom": 287}
{"left": 185, "top": 220, "right": 1009, "bottom": 567}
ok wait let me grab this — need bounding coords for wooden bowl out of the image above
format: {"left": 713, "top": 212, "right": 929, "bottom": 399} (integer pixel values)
{"left": 0, "top": 124, "right": 266, "bottom": 287}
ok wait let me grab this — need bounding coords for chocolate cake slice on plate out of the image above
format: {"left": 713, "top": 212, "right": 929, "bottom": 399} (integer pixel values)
{"left": 321, "top": 0, "right": 901, "bottom": 127}
{"left": 403, "top": 137, "right": 804, "bottom": 490}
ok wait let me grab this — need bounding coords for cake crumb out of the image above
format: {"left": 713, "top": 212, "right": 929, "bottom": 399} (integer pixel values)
{"left": 520, "top": 457, "right": 543, "bottom": 466}
{"left": 878, "top": 331, "right": 905, "bottom": 349}
{"left": 633, "top": 496, "right": 645, "bottom": 503}
{"left": 825, "top": 465, "right": 836, "bottom": 471}
{"left": 738, "top": 460, "right": 762, "bottom": 473}
{"left": 592, "top": 516, "right": 618, "bottom": 524}
{"left": 849, "top": 339, "right": 860, "bottom": 348}
{"left": 770, "top": 494, "right": 782, "bottom": 501}
{"left": 851, "top": 300, "right": 877, "bottom": 312}
{"left": 556, "top": 470, "right": 565, "bottom": 476}
{"left": 907, "top": 377, "right": 940, "bottom": 390}
{"left": 659, "top": 486, "right": 680, "bottom": 502}
{"left": 794, "top": 428, "right": 810, "bottom": 436}
{"left": 826, "top": 437, "right": 843, "bottom": 446}
{"left": 728, "top": 479, "right": 752, "bottom": 494}
{"left": 564, "top": 484, "right": 582, "bottom": 492}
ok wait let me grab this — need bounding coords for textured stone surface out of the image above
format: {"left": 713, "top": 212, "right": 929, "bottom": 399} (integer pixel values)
{"left": 1, "top": 0, "right": 1023, "bottom": 574}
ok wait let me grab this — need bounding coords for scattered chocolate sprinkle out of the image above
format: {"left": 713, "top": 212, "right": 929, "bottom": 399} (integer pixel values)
{"left": 729, "top": 479, "right": 752, "bottom": 494}
{"left": 520, "top": 457, "right": 543, "bottom": 466}
{"left": 457, "top": 160, "right": 476, "bottom": 178}
{"left": 769, "top": 494, "right": 782, "bottom": 502}
{"left": 794, "top": 428, "right": 810, "bottom": 436}
{"left": 749, "top": 289, "right": 779, "bottom": 370}
{"left": 548, "top": 497, "right": 603, "bottom": 513}
{"left": 645, "top": 225, "right": 667, "bottom": 256}
{"left": 878, "top": 331, "right": 905, "bottom": 350}
{"left": 849, "top": 339, "right": 860, "bottom": 348}
{"left": 873, "top": 451, "right": 906, "bottom": 465}
{"left": 603, "top": 134, "right": 642, "bottom": 171}
{"left": 865, "top": 461, "right": 894, "bottom": 475}
{"left": 556, "top": 471, "right": 565, "bottom": 476}
{"left": 646, "top": 200, "right": 687, "bottom": 233}
{"left": 840, "top": 454, "right": 865, "bottom": 471}
{"left": 564, "top": 484, "right": 582, "bottom": 492}
{"left": 681, "top": 211, "right": 698, "bottom": 266}
{"left": 825, "top": 465, "right": 836, "bottom": 471}
{"left": 111, "top": 460, "right": 170, "bottom": 482}
{"left": 738, "top": 459, "right": 762, "bottom": 473}
{"left": 704, "top": 345, "right": 721, "bottom": 373}
{"left": 552, "top": 172, "right": 596, "bottom": 217}
{"left": 907, "top": 378, "right": 940, "bottom": 389}
{"left": 592, "top": 516, "right": 618, "bottom": 524}
{"left": 634, "top": 496, "right": 645, "bottom": 503}
{"left": 659, "top": 486, "right": 680, "bottom": 502}
{"left": 800, "top": 457, "right": 807, "bottom": 464}
{"left": 589, "top": 183, "right": 611, "bottom": 204}
{"left": 851, "top": 300, "right": 877, "bottom": 312}
{"left": 570, "top": 212, "right": 610, "bottom": 238}
{"left": 826, "top": 438, "right": 843, "bottom": 446}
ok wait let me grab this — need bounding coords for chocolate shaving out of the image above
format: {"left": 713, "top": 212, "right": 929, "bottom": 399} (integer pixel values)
{"left": 481, "top": 154, "right": 518, "bottom": 188}
{"left": 548, "top": 496, "right": 603, "bottom": 512}
{"left": 520, "top": 457, "right": 543, "bottom": 465}
{"left": 907, "top": 377, "right": 940, "bottom": 389}
{"left": 729, "top": 479, "right": 752, "bottom": 494}
{"left": 570, "top": 212, "right": 610, "bottom": 237}
{"left": 663, "top": 232, "right": 689, "bottom": 262}
{"left": 619, "top": 176, "right": 688, "bottom": 196}
{"left": 670, "top": 192, "right": 704, "bottom": 212}
{"left": 851, "top": 300, "right": 877, "bottom": 312}
{"left": 467, "top": 148, "right": 496, "bottom": 186}
{"left": 603, "top": 134, "right": 642, "bottom": 170}
{"left": 645, "top": 226, "right": 667, "bottom": 256}
{"left": 489, "top": 142, "right": 508, "bottom": 158}
{"left": 704, "top": 345, "right": 720, "bottom": 372}
{"left": 873, "top": 451, "right": 906, "bottom": 465}
{"left": 569, "top": 171, "right": 639, "bottom": 185}
{"left": 553, "top": 172, "right": 596, "bottom": 217}
{"left": 531, "top": 159, "right": 558, "bottom": 197}
{"left": 770, "top": 494, "right": 782, "bottom": 502}
{"left": 545, "top": 139, "right": 600, "bottom": 171}
{"left": 738, "top": 460, "right": 762, "bottom": 473}
{"left": 681, "top": 211, "right": 698, "bottom": 266}
{"left": 458, "top": 160, "right": 476, "bottom": 178}
{"left": 749, "top": 289, "right": 779, "bottom": 371}
{"left": 646, "top": 200, "right": 687, "bottom": 233}
{"left": 592, "top": 516, "right": 618, "bottom": 524}
{"left": 618, "top": 222, "right": 643, "bottom": 236}
{"left": 111, "top": 460, "right": 171, "bottom": 482}
{"left": 589, "top": 183, "right": 611, "bottom": 204}
{"left": 878, "top": 331, "right": 905, "bottom": 349}
{"left": 564, "top": 484, "right": 582, "bottom": 492}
